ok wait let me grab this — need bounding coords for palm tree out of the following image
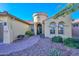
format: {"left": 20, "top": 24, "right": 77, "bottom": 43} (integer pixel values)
{"left": 53, "top": 3, "right": 79, "bottom": 19}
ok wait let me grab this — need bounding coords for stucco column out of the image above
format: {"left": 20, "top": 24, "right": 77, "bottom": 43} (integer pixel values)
{"left": 42, "top": 24, "right": 43, "bottom": 34}
{"left": 42, "top": 21, "right": 45, "bottom": 35}
{"left": 3, "top": 25, "right": 11, "bottom": 44}
{"left": 34, "top": 22, "right": 37, "bottom": 35}
{"left": 3, "top": 17, "right": 11, "bottom": 44}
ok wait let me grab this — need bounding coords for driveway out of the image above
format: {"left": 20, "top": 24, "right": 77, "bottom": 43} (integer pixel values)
{"left": 0, "top": 35, "right": 40, "bottom": 55}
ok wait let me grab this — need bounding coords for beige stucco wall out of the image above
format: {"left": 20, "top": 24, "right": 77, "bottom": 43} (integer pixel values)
{"left": 7, "top": 16, "right": 31, "bottom": 42}
{"left": 45, "top": 15, "right": 72, "bottom": 38}
{"left": 34, "top": 15, "right": 47, "bottom": 23}
{"left": 0, "top": 16, "right": 11, "bottom": 43}
{"left": 0, "top": 15, "right": 31, "bottom": 44}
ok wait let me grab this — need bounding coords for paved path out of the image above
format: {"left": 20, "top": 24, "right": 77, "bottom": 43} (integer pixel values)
{"left": 0, "top": 35, "right": 40, "bottom": 55}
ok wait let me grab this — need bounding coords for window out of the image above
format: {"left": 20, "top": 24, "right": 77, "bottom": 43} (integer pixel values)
{"left": 76, "top": 24, "right": 79, "bottom": 27}
{"left": 73, "top": 24, "right": 79, "bottom": 27}
{"left": 4, "top": 22, "right": 7, "bottom": 26}
{"left": 50, "top": 27, "right": 55, "bottom": 34}
{"left": 50, "top": 22, "right": 56, "bottom": 34}
{"left": 58, "top": 21, "right": 64, "bottom": 34}
{"left": 73, "top": 24, "right": 75, "bottom": 27}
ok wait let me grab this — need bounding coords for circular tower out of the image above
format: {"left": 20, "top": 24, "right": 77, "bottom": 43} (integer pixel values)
{"left": 33, "top": 12, "right": 48, "bottom": 35}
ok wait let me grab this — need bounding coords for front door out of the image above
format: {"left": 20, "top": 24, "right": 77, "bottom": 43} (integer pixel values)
{"left": 37, "top": 24, "right": 42, "bottom": 35}
{"left": 0, "top": 23, "right": 3, "bottom": 42}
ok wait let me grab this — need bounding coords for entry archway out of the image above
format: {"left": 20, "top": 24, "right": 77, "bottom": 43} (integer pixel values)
{"left": 37, "top": 23, "right": 42, "bottom": 35}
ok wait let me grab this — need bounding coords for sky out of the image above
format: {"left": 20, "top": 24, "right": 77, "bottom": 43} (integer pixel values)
{"left": 0, "top": 3, "right": 79, "bottom": 21}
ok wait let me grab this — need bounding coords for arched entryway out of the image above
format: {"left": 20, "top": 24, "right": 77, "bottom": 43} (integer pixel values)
{"left": 0, "top": 23, "right": 3, "bottom": 43}
{"left": 37, "top": 23, "right": 42, "bottom": 35}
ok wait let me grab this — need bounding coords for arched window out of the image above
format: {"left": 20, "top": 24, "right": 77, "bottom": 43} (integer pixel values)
{"left": 58, "top": 21, "right": 64, "bottom": 34}
{"left": 50, "top": 22, "right": 56, "bottom": 34}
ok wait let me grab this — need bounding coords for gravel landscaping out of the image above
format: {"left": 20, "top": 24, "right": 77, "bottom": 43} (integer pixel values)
{"left": 7, "top": 36, "right": 79, "bottom": 56}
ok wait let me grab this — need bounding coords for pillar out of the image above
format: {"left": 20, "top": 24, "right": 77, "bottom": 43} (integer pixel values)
{"left": 34, "top": 22, "right": 38, "bottom": 35}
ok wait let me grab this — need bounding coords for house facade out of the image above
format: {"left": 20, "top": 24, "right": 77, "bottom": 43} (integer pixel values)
{"left": 0, "top": 11, "right": 31, "bottom": 44}
{"left": 0, "top": 11, "right": 78, "bottom": 44}
{"left": 33, "top": 13, "right": 72, "bottom": 38}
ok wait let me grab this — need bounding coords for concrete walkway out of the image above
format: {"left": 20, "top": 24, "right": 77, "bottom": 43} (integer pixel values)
{"left": 0, "top": 35, "right": 40, "bottom": 55}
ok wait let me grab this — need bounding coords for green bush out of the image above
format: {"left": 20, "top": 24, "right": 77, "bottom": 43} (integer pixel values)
{"left": 49, "top": 48, "right": 62, "bottom": 56}
{"left": 52, "top": 36, "right": 63, "bottom": 43}
{"left": 25, "top": 30, "right": 34, "bottom": 37}
{"left": 63, "top": 38, "right": 79, "bottom": 49}
{"left": 63, "top": 38, "right": 74, "bottom": 45}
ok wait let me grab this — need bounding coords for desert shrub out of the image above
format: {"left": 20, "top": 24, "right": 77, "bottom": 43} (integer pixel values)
{"left": 52, "top": 36, "right": 63, "bottom": 43}
{"left": 25, "top": 30, "right": 34, "bottom": 37}
{"left": 63, "top": 38, "right": 79, "bottom": 49}
{"left": 63, "top": 38, "right": 74, "bottom": 45}
{"left": 49, "top": 48, "right": 62, "bottom": 56}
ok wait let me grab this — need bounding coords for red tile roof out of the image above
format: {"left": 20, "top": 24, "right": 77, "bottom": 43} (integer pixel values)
{"left": 72, "top": 19, "right": 79, "bottom": 24}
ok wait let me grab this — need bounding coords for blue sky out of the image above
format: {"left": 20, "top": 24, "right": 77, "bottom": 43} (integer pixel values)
{"left": 0, "top": 3, "right": 79, "bottom": 21}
